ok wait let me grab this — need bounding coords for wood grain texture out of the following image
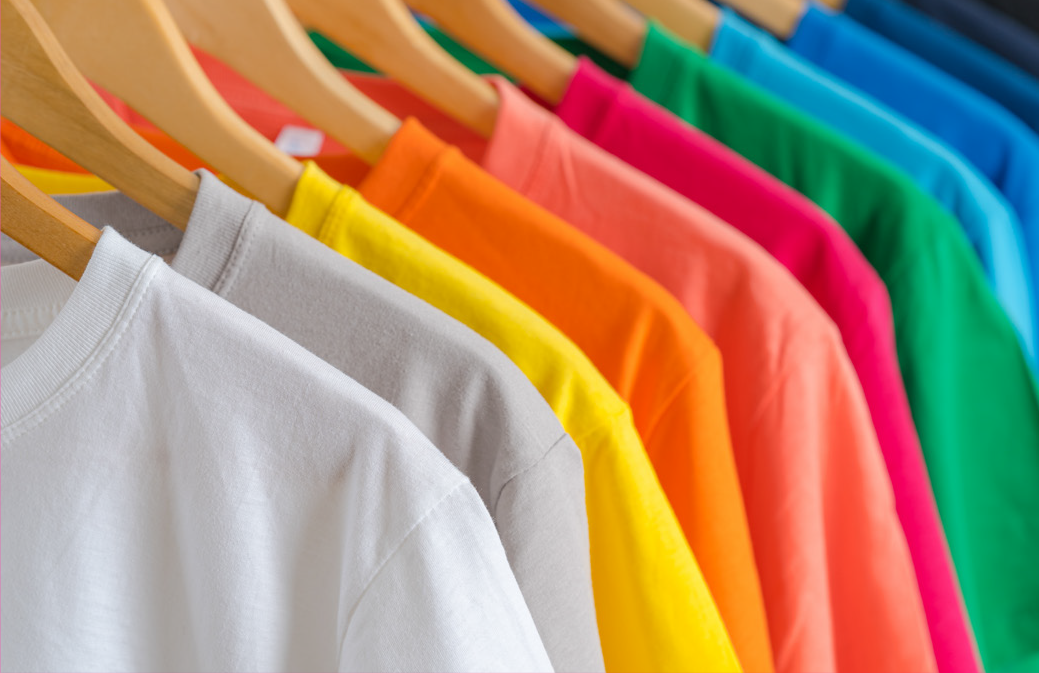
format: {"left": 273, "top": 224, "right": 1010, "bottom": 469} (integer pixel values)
{"left": 2, "top": 0, "right": 198, "bottom": 230}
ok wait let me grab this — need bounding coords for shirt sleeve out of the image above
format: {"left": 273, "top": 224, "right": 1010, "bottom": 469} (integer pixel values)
{"left": 339, "top": 481, "right": 554, "bottom": 673}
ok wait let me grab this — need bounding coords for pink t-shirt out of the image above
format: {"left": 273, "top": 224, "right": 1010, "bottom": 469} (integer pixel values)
{"left": 553, "top": 57, "right": 967, "bottom": 673}
{"left": 319, "top": 74, "right": 933, "bottom": 672}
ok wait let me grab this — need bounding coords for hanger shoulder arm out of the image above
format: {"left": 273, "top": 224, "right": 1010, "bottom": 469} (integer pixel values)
{"left": 528, "top": 0, "right": 647, "bottom": 68}
{"left": 1, "top": 158, "right": 101, "bottom": 281}
{"left": 3, "top": 0, "right": 199, "bottom": 229}
{"left": 289, "top": 0, "right": 499, "bottom": 137}
{"left": 32, "top": 0, "right": 302, "bottom": 216}
{"left": 625, "top": 0, "right": 719, "bottom": 51}
{"left": 166, "top": 0, "right": 400, "bottom": 164}
{"left": 407, "top": 0, "right": 575, "bottom": 105}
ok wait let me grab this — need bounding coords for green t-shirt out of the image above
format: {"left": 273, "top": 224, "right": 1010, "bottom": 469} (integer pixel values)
{"left": 311, "top": 25, "right": 1039, "bottom": 671}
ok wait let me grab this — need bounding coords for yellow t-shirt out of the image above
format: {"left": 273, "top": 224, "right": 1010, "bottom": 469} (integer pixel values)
{"left": 286, "top": 163, "right": 739, "bottom": 673}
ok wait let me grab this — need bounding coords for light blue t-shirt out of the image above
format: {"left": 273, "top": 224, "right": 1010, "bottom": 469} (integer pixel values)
{"left": 788, "top": 5, "right": 1039, "bottom": 355}
{"left": 711, "top": 10, "right": 1036, "bottom": 359}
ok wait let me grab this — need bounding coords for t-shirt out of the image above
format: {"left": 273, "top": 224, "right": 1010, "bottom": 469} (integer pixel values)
{"left": 901, "top": 0, "right": 1039, "bottom": 79}
{"left": 710, "top": 9, "right": 1037, "bottom": 361}
{"left": 283, "top": 163, "right": 739, "bottom": 673}
{"left": 627, "top": 23, "right": 1039, "bottom": 673}
{"left": 313, "top": 76, "right": 770, "bottom": 673}
{"left": 787, "top": 6, "right": 1039, "bottom": 335}
{"left": 2, "top": 138, "right": 736, "bottom": 673}
{"left": 844, "top": 0, "right": 1039, "bottom": 134}
{"left": 0, "top": 171, "right": 603, "bottom": 672}
{"left": 0, "top": 227, "right": 553, "bottom": 672}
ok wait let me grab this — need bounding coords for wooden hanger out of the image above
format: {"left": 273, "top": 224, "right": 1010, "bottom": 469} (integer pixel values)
{"left": 525, "top": 0, "right": 647, "bottom": 68}
{"left": 2, "top": 0, "right": 198, "bottom": 230}
{"left": 30, "top": 0, "right": 304, "bottom": 217}
{"left": 712, "top": 0, "right": 805, "bottom": 38}
{"left": 1, "top": 157, "right": 101, "bottom": 281}
{"left": 405, "top": 0, "right": 576, "bottom": 105}
{"left": 163, "top": 0, "right": 400, "bottom": 164}
{"left": 623, "top": 0, "right": 719, "bottom": 51}
{"left": 286, "top": 0, "right": 500, "bottom": 137}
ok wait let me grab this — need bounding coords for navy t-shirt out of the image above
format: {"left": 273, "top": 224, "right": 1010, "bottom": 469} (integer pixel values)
{"left": 975, "top": 0, "right": 1039, "bottom": 35}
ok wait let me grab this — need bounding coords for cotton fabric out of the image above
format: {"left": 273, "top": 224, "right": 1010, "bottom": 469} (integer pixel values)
{"left": 710, "top": 9, "right": 1037, "bottom": 360}
{"left": 844, "top": 0, "right": 1039, "bottom": 134}
{"left": 628, "top": 23, "right": 1039, "bottom": 672}
{"left": 0, "top": 228, "right": 553, "bottom": 672}
{"left": 1, "top": 171, "right": 603, "bottom": 672}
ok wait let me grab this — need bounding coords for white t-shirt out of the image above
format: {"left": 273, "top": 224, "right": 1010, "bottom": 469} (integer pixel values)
{"left": 2, "top": 172, "right": 601, "bottom": 672}
{"left": 0, "top": 228, "right": 553, "bottom": 672}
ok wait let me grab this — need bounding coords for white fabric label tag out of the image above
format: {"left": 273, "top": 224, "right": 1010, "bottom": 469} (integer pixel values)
{"left": 274, "top": 125, "right": 325, "bottom": 157}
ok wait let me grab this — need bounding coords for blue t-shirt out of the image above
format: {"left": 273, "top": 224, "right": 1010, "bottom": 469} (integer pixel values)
{"left": 901, "top": 0, "right": 1039, "bottom": 80}
{"left": 712, "top": 9, "right": 1037, "bottom": 358}
{"left": 844, "top": 0, "right": 1039, "bottom": 134}
{"left": 788, "top": 6, "right": 1039, "bottom": 342}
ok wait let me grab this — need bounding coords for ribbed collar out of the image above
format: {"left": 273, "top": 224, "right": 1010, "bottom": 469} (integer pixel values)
{"left": 1, "top": 228, "right": 160, "bottom": 433}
